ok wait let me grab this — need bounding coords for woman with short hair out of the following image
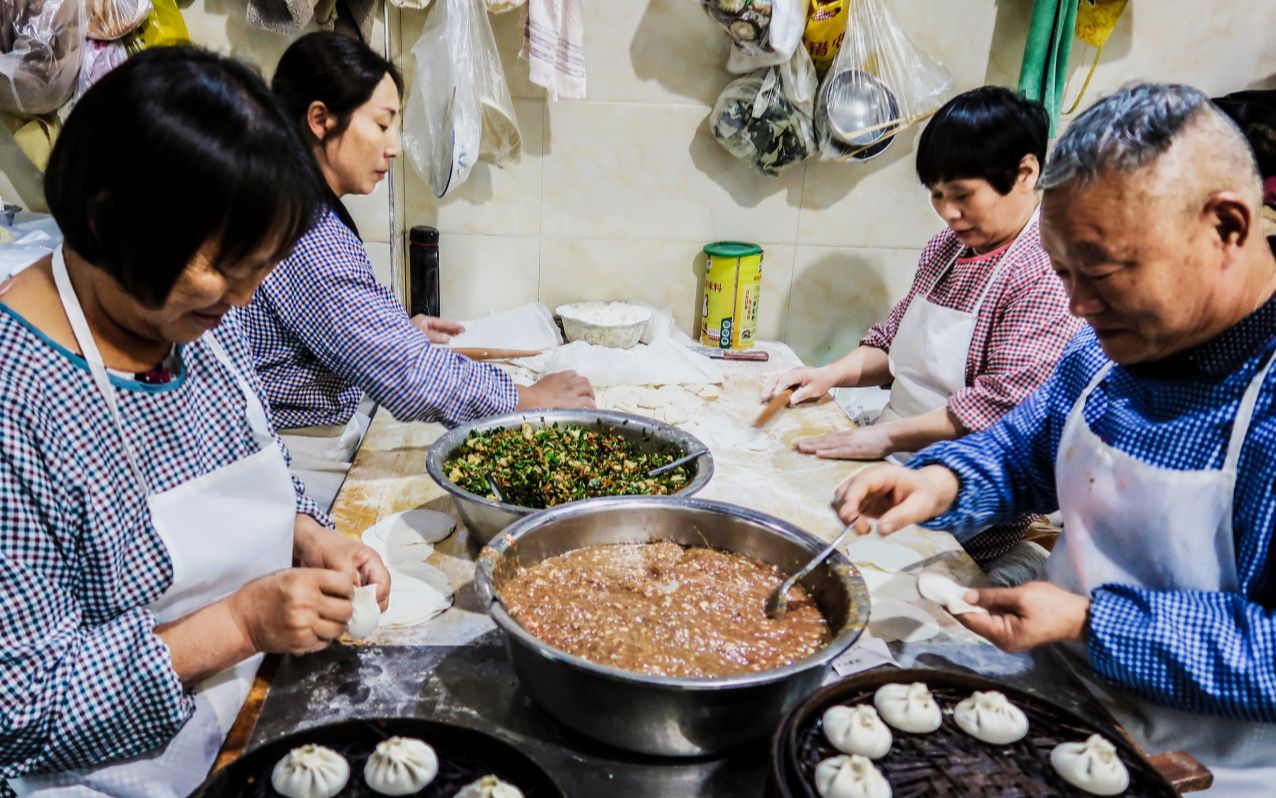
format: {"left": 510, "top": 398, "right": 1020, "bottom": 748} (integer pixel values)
{"left": 766, "top": 86, "right": 1082, "bottom": 567}
{"left": 0, "top": 48, "right": 388, "bottom": 796}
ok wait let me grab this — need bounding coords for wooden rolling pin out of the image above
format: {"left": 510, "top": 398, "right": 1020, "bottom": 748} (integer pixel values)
{"left": 753, "top": 388, "right": 794, "bottom": 428}
{"left": 450, "top": 347, "right": 542, "bottom": 361}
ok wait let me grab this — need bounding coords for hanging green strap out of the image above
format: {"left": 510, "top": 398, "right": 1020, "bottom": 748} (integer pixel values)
{"left": 1017, "top": 0, "right": 1079, "bottom": 135}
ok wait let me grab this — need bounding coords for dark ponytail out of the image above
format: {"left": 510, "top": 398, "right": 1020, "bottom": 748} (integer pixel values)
{"left": 272, "top": 31, "right": 403, "bottom": 144}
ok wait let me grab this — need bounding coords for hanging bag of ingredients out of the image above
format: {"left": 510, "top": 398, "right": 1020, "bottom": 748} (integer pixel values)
{"left": 700, "top": 0, "right": 809, "bottom": 73}
{"left": 0, "top": 0, "right": 85, "bottom": 115}
{"left": 404, "top": 0, "right": 481, "bottom": 197}
{"left": 710, "top": 45, "right": 818, "bottom": 177}
{"left": 403, "top": 0, "right": 520, "bottom": 196}
{"left": 86, "top": 0, "right": 152, "bottom": 41}
{"left": 813, "top": 0, "right": 951, "bottom": 162}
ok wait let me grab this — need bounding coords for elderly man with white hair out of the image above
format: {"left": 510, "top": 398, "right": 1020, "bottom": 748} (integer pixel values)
{"left": 833, "top": 82, "right": 1276, "bottom": 793}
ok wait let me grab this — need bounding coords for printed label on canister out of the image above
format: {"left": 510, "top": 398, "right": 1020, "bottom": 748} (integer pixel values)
{"left": 701, "top": 242, "right": 763, "bottom": 350}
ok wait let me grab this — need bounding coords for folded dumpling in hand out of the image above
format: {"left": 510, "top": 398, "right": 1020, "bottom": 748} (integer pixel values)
{"left": 364, "top": 736, "right": 439, "bottom": 795}
{"left": 953, "top": 690, "right": 1029, "bottom": 745}
{"left": 822, "top": 704, "right": 893, "bottom": 759}
{"left": 814, "top": 754, "right": 892, "bottom": 798}
{"left": 271, "top": 744, "right": 350, "bottom": 798}
{"left": 1050, "top": 734, "right": 1130, "bottom": 795}
{"left": 873, "top": 682, "right": 942, "bottom": 734}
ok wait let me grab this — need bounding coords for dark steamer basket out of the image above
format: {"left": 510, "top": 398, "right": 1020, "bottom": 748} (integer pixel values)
{"left": 194, "top": 717, "right": 564, "bottom": 797}
{"left": 770, "top": 668, "right": 1178, "bottom": 798}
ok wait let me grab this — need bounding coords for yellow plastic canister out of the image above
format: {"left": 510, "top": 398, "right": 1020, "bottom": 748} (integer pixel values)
{"left": 700, "top": 242, "right": 763, "bottom": 350}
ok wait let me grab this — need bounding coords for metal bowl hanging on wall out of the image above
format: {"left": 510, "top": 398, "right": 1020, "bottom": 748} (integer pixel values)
{"left": 821, "top": 69, "right": 902, "bottom": 162}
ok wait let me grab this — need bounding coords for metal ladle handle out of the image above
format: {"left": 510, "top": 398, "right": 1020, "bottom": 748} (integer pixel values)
{"left": 647, "top": 448, "right": 708, "bottom": 478}
{"left": 767, "top": 517, "right": 859, "bottom": 620}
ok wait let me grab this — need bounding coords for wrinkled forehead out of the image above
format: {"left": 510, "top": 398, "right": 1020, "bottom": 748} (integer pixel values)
{"left": 1039, "top": 173, "right": 1172, "bottom": 261}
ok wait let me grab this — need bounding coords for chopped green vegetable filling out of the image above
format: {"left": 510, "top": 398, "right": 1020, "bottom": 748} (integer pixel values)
{"left": 446, "top": 423, "right": 691, "bottom": 508}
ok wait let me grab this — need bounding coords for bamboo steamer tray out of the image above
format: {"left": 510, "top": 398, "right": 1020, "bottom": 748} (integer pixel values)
{"left": 770, "top": 668, "right": 1179, "bottom": 797}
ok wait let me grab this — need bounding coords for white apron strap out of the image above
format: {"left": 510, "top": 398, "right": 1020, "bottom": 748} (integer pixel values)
{"left": 51, "top": 247, "right": 150, "bottom": 495}
{"left": 1222, "top": 348, "right": 1276, "bottom": 472}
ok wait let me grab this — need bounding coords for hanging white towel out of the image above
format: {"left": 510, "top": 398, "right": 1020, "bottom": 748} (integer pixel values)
{"left": 519, "top": 0, "right": 585, "bottom": 100}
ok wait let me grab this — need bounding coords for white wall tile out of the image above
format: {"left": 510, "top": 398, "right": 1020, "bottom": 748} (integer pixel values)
{"left": 402, "top": 99, "right": 544, "bottom": 237}
{"left": 541, "top": 101, "right": 803, "bottom": 243}
{"left": 439, "top": 233, "right": 541, "bottom": 320}
{"left": 364, "top": 241, "right": 394, "bottom": 288}
{"left": 786, "top": 246, "right": 919, "bottom": 366}
{"left": 580, "top": 0, "right": 732, "bottom": 107}
{"left": 341, "top": 178, "right": 394, "bottom": 243}
{"left": 539, "top": 237, "right": 794, "bottom": 339}
{"left": 798, "top": 125, "right": 939, "bottom": 250}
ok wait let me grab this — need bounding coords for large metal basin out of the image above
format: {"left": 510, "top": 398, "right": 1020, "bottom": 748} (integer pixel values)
{"left": 425, "top": 409, "right": 714, "bottom": 545}
{"left": 475, "top": 497, "right": 870, "bottom": 757}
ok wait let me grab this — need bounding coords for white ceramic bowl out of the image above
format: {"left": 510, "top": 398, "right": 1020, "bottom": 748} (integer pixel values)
{"left": 556, "top": 301, "right": 651, "bottom": 349}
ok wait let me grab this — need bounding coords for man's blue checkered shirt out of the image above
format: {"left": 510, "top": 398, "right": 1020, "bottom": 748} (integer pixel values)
{"left": 913, "top": 309, "right": 1276, "bottom": 723}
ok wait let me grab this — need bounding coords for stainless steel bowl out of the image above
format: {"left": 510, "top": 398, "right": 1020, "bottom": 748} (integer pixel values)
{"left": 425, "top": 409, "right": 714, "bottom": 545}
{"left": 475, "top": 497, "right": 870, "bottom": 757}
{"left": 820, "top": 69, "right": 901, "bottom": 162}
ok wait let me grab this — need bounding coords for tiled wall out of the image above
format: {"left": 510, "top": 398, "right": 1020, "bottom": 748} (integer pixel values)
{"left": 392, "top": 0, "right": 1276, "bottom": 364}
{"left": 3, "top": 0, "right": 1274, "bottom": 365}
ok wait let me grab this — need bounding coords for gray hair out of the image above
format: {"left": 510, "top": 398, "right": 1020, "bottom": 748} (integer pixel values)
{"left": 1040, "top": 83, "right": 1255, "bottom": 191}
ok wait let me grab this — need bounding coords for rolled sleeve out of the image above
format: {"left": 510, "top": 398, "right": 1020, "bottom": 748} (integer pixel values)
{"left": 1087, "top": 584, "right": 1276, "bottom": 721}
{"left": 1, "top": 417, "right": 193, "bottom": 777}
{"left": 264, "top": 220, "right": 519, "bottom": 427}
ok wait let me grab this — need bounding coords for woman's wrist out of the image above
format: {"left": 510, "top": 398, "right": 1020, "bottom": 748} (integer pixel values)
{"left": 292, "top": 513, "right": 326, "bottom": 565}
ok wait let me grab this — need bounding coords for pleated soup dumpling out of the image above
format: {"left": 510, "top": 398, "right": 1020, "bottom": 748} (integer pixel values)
{"left": 453, "top": 774, "right": 525, "bottom": 798}
{"left": 822, "top": 704, "right": 893, "bottom": 759}
{"left": 814, "top": 754, "right": 892, "bottom": 798}
{"left": 364, "top": 736, "right": 439, "bottom": 796}
{"left": 1050, "top": 734, "right": 1130, "bottom": 796}
{"left": 952, "top": 690, "right": 1029, "bottom": 745}
{"left": 270, "top": 744, "right": 350, "bottom": 798}
{"left": 872, "top": 682, "right": 942, "bottom": 734}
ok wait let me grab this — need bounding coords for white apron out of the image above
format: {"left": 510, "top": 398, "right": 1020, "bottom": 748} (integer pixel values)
{"left": 875, "top": 212, "right": 1039, "bottom": 463}
{"left": 1047, "top": 356, "right": 1276, "bottom": 796}
{"left": 279, "top": 397, "right": 373, "bottom": 512}
{"left": 13, "top": 249, "right": 296, "bottom": 797}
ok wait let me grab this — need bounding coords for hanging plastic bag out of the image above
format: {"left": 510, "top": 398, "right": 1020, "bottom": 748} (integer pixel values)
{"left": 134, "top": 0, "right": 189, "bottom": 48}
{"left": 1063, "top": 0, "right": 1129, "bottom": 115}
{"left": 802, "top": 0, "right": 848, "bottom": 78}
{"left": 705, "top": 0, "right": 809, "bottom": 74}
{"left": 75, "top": 38, "right": 129, "bottom": 99}
{"left": 86, "top": 0, "right": 151, "bottom": 41}
{"left": 0, "top": 0, "right": 85, "bottom": 115}
{"left": 485, "top": 0, "right": 525, "bottom": 12}
{"left": 404, "top": 0, "right": 480, "bottom": 197}
{"left": 710, "top": 46, "right": 817, "bottom": 177}
{"left": 814, "top": 0, "right": 951, "bottom": 162}
{"left": 468, "top": 0, "right": 520, "bottom": 164}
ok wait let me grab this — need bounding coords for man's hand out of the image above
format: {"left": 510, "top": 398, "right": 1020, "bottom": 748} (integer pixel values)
{"left": 294, "top": 515, "right": 391, "bottom": 609}
{"left": 832, "top": 464, "right": 959, "bottom": 533}
{"left": 411, "top": 314, "right": 465, "bottom": 344}
{"left": 516, "top": 371, "right": 595, "bottom": 410}
{"left": 796, "top": 426, "right": 895, "bottom": 460}
{"left": 956, "top": 581, "right": 1091, "bottom": 652}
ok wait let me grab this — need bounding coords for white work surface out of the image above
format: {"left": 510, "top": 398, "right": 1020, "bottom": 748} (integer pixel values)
{"left": 330, "top": 341, "right": 988, "bottom": 649}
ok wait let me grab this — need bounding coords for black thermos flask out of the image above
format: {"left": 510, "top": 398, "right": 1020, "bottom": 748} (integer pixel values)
{"left": 408, "top": 225, "right": 441, "bottom": 317}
